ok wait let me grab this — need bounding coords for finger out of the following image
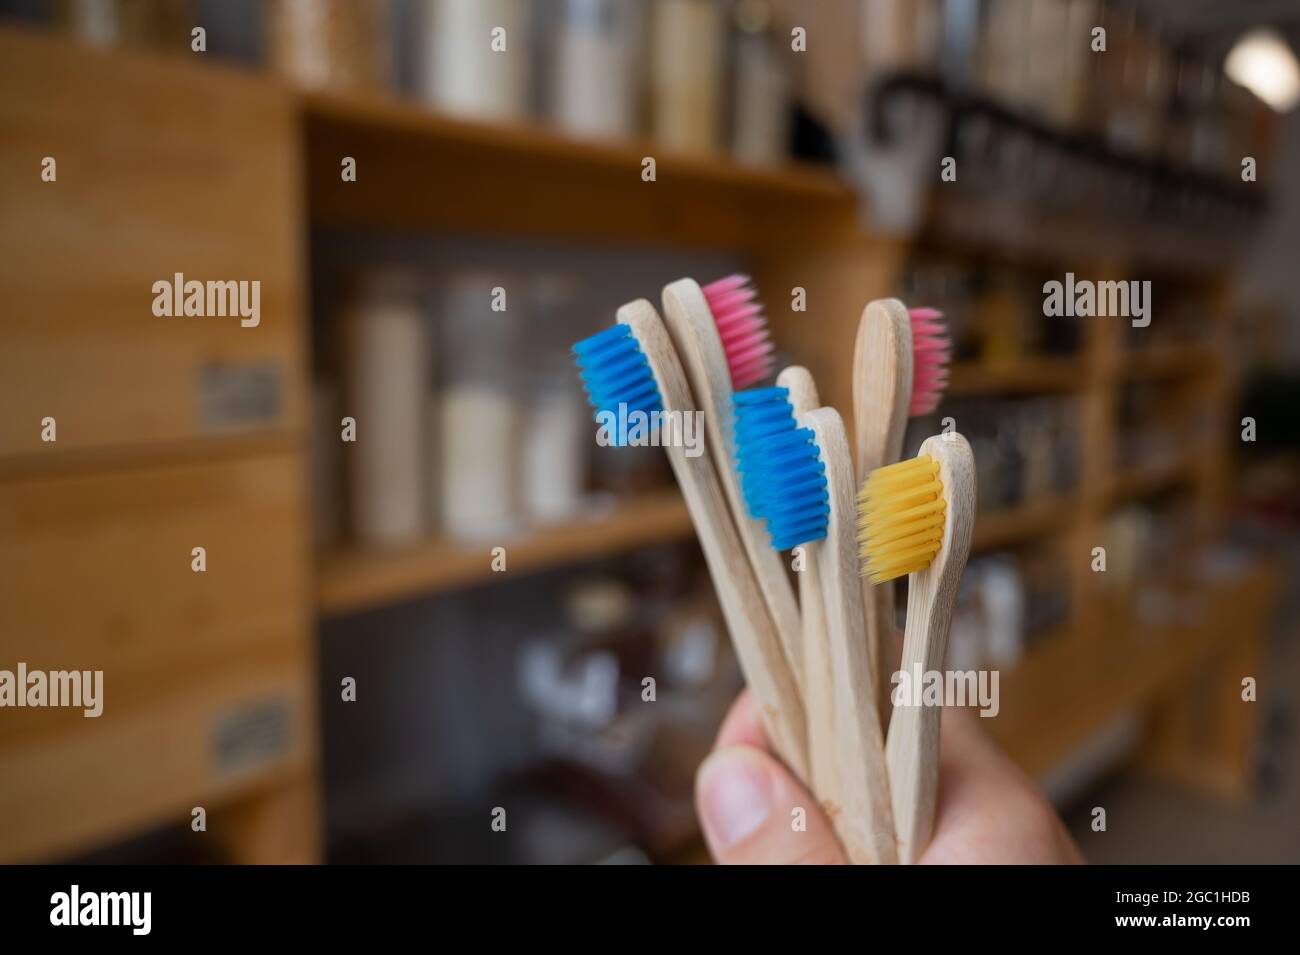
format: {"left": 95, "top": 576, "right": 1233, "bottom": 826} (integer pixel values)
{"left": 695, "top": 744, "right": 847, "bottom": 865}
{"left": 714, "top": 690, "right": 769, "bottom": 752}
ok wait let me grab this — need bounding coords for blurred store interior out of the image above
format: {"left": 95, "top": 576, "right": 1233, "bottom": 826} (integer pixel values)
{"left": 1, "top": 0, "right": 1299, "bottom": 863}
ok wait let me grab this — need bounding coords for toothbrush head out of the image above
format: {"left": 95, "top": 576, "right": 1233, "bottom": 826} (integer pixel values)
{"left": 572, "top": 322, "right": 661, "bottom": 445}
{"left": 733, "top": 386, "right": 829, "bottom": 550}
{"left": 702, "top": 274, "right": 774, "bottom": 390}
{"left": 908, "top": 307, "right": 950, "bottom": 416}
{"left": 857, "top": 453, "right": 946, "bottom": 583}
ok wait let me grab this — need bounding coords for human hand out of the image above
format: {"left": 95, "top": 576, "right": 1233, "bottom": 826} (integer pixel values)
{"left": 694, "top": 690, "right": 1084, "bottom": 864}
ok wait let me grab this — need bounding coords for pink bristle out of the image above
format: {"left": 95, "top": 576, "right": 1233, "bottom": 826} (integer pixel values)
{"left": 908, "top": 307, "right": 950, "bottom": 416}
{"left": 702, "top": 274, "right": 775, "bottom": 389}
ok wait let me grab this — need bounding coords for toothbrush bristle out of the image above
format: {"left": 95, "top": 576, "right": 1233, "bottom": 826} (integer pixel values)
{"left": 572, "top": 323, "right": 662, "bottom": 446}
{"left": 733, "top": 386, "right": 828, "bottom": 550}
{"left": 909, "top": 307, "right": 950, "bottom": 416}
{"left": 857, "top": 453, "right": 946, "bottom": 583}
{"left": 703, "top": 274, "right": 775, "bottom": 390}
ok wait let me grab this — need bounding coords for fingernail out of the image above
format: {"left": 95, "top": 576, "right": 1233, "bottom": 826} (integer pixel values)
{"left": 699, "top": 748, "right": 774, "bottom": 847}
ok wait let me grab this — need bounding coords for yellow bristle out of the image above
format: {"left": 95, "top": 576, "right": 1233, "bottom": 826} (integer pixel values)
{"left": 857, "top": 453, "right": 946, "bottom": 583}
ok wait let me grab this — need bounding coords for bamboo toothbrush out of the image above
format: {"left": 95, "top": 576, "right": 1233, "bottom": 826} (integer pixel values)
{"left": 660, "top": 277, "right": 805, "bottom": 696}
{"left": 774, "top": 367, "right": 836, "bottom": 810}
{"left": 734, "top": 383, "right": 897, "bottom": 864}
{"left": 853, "top": 300, "right": 951, "bottom": 730}
{"left": 858, "top": 433, "right": 975, "bottom": 864}
{"left": 572, "top": 300, "right": 809, "bottom": 781}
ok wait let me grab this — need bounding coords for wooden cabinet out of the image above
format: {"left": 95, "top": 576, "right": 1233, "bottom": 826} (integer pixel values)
{"left": 0, "top": 451, "right": 316, "bottom": 861}
{"left": 0, "top": 29, "right": 317, "bottom": 861}
{"left": 0, "top": 30, "right": 305, "bottom": 459}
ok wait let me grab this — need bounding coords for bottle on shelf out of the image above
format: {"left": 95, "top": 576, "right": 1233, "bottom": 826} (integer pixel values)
{"left": 343, "top": 268, "right": 429, "bottom": 546}
{"left": 649, "top": 0, "right": 724, "bottom": 154}
{"left": 416, "top": 0, "right": 531, "bottom": 122}
{"left": 520, "top": 275, "right": 587, "bottom": 525}
{"left": 729, "top": 0, "right": 791, "bottom": 166}
{"left": 435, "top": 270, "right": 522, "bottom": 543}
{"left": 548, "top": 0, "right": 640, "bottom": 141}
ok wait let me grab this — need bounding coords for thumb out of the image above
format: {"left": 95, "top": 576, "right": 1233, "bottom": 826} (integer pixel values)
{"left": 695, "top": 745, "right": 847, "bottom": 864}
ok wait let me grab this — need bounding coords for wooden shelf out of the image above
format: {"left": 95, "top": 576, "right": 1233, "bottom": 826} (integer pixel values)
{"left": 990, "top": 615, "right": 1202, "bottom": 775}
{"left": 0, "top": 430, "right": 302, "bottom": 482}
{"left": 1105, "top": 453, "right": 1199, "bottom": 504}
{"left": 947, "top": 357, "right": 1083, "bottom": 396}
{"left": 990, "top": 560, "right": 1279, "bottom": 779}
{"left": 304, "top": 90, "right": 851, "bottom": 201}
{"left": 972, "top": 494, "right": 1076, "bottom": 552}
{"left": 302, "top": 89, "right": 857, "bottom": 248}
{"left": 317, "top": 489, "right": 693, "bottom": 615}
{"left": 1118, "top": 344, "right": 1216, "bottom": 380}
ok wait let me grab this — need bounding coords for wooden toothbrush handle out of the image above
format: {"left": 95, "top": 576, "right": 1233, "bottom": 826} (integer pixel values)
{"left": 885, "top": 434, "right": 975, "bottom": 864}
{"left": 866, "top": 581, "right": 896, "bottom": 733}
{"left": 799, "top": 544, "right": 840, "bottom": 825}
{"left": 622, "top": 300, "right": 810, "bottom": 783}
{"left": 884, "top": 586, "right": 950, "bottom": 864}
{"left": 660, "top": 280, "right": 806, "bottom": 694}
{"left": 671, "top": 445, "right": 810, "bottom": 783}
{"left": 779, "top": 368, "right": 838, "bottom": 812}
{"left": 806, "top": 408, "right": 897, "bottom": 865}
{"left": 852, "top": 298, "right": 913, "bottom": 736}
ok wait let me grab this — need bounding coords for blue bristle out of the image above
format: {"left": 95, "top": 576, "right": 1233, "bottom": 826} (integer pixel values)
{"left": 572, "top": 323, "right": 662, "bottom": 446}
{"left": 733, "top": 386, "right": 829, "bottom": 549}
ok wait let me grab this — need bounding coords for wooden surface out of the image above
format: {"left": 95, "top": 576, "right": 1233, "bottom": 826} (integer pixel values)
{"left": 853, "top": 299, "right": 913, "bottom": 731}
{"left": 0, "top": 664, "right": 314, "bottom": 864}
{"left": 778, "top": 368, "right": 841, "bottom": 821}
{"left": 0, "top": 452, "right": 316, "bottom": 862}
{"left": 806, "top": 407, "right": 897, "bottom": 865}
{"left": 884, "top": 434, "right": 976, "bottom": 864}
{"left": 0, "top": 27, "right": 317, "bottom": 863}
{"left": 0, "top": 452, "right": 309, "bottom": 744}
{"left": 318, "top": 488, "right": 693, "bottom": 614}
{"left": 0, "top": 28, "right": 306, "bottom": 459}
{"left": 990, "top": 562, "right": 1278, "bottom": 781}
{"left": 622, "top": 300, "right": 808, "bottom": 783}
{"left": 660, "top": 279, "right": 804, "bottom": 693}
{"left": 213, "top": 770, "right": 321, "bottom": 865}
{"left": 304, "top": 88, "right": 855, "bottom": 250}
{"left": 1137, "top": 562, "right": 1280, "bottom": 800}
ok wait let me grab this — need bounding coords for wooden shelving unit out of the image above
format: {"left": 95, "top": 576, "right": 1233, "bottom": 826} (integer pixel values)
{"left": 4, "top": 24, "right": 1271, "bottom": 863}
{"left": 301, "top": 88, "right": 859, "bottom": 252}
{"left": 911, "top": 176, "right": 1248, "bottom": 781}
{"left": 1, "top": 29, "right": 319, "bottom": 864}
{"left": 304, "top": 89, "right": 853, "bottom": 205}
{"left": 318, "top": 490, "right": 692, "bottom": 615}
{"left": 989, "top": 560, "right": 1279, "bottom": 784}
{"left": 323, "top": 488, "right": 1083, "bottom": 610}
